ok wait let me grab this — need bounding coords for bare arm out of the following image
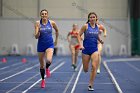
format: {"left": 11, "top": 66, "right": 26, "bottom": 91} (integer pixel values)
{"left": 78, "top": 24, "right": 87, "bottom": 49}
{"left": 98, "top": 34, "right": 104, "bottom": 44}
{"left": 101, "top": 24, "right": 107, "bottom": 37}
{"left": 103, "top": 28, "right": 107, "bottom": 37}
{"left": 51, "top": 20, "right": 59, "bottom": 46}
{"left": 34, "top": 21, "right": 40, "bottom": 39}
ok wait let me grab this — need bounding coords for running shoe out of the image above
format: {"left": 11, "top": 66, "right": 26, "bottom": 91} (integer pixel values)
{"left": 88, "top": 86, "right": 94, "bottom": 91}
{"left": 71, "top": 64, "right": 74, "bottom": 69}
{"left": 97, "top": 68, "right": 100, "bottom": 74}
{"left": 71, "top": 64, "right": 77, "bottom": 71}
{"left": 46, "top": 68, "right": 51, "bottom": 78}
{"left": 41, "top": 79, "right": 45, "bottom": 88}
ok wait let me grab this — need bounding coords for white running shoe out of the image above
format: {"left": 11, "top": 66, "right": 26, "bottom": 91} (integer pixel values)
{"left": 88, "top": 86, "right": 94, "bottom": 91}
{"left": 71, "top": 64, "right": 77, "bottom": 71}
{"left": 97, "top": 69, "right": 100, "bottom": 74}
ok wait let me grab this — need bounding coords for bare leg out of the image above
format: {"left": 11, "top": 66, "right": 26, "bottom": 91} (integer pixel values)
{"left": 82, "top": 53, "right": 91, "bottom": 72}
{"left": 45, "top": 48, "right": 54, "bottom": 78}
{"left": 38, "top": 52, "right": 45, "bottom": 79}
{"left": 75, "top": 49, "right": 79, "bottom": 65}
{"left": 45, "top": 48, "right": 54, "bottom": 63}
{"left": 38, "top": 52, "right": 45, "bottom": 88}
{"left": 97, "top": 43, "right": 103, "bottom": 74}
{"left": 89, "top": 51, "right": 99, "bottom": 87}
{"left": 69, "top": 45, "right": 75, "bottom": 65}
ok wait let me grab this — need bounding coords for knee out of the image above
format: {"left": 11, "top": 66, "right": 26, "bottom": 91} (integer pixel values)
{"left": 75, "top": 52, "right": 79, "bottom": 56}
{"left": 83, "top": 68, "right": 88, "bottom": 72}
{"left": 71, "top": 52, "right": 75, "bottom": 55}
{"left": 91, "top": 65, "right": 97, "bottom": 72}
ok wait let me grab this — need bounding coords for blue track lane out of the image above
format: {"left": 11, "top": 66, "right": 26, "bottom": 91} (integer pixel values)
{"left": 1, "top": 56, "right": 139, "bottom": 93}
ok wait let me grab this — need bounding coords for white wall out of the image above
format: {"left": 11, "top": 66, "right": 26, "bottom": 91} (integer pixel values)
{"left": 2, "top": 0, "right": 128, "bottom": 19}
{"left": 0, "top": 18, "right": 130, "bottom": 56}
{"left": 0, "top": 0, "right": 130, "bottom": 56}
{"left": 2, "top": 0, "right": 38, "bottom": 18}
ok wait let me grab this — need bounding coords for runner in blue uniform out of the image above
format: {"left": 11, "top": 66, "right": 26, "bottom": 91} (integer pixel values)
{"left": 34, "top": 9, "right": 59, "bottom": 88}
{"left": 78, "top": 12, "right": 103, "bottom": 91}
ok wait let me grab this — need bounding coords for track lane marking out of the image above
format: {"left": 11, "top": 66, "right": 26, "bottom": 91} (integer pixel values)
{"left": 22, "top": 62, "right": 65, "bottom": 93}
{"left": 70, "top": 64, "right": 83, "bottom": 93}
{"left": 103, "top": 61, "right": 123, "bottom": 93}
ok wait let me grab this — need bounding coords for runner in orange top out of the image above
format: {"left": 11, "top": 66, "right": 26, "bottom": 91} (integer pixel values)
{"left": 67, "top": 24, "right": 80, "bottom": 71}
{"left": 97, "top": 21, "right": 107, "bottom": 74}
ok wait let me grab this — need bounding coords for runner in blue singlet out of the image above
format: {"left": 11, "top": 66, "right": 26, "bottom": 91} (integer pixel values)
{"left": 37, "top": 19, "right": 54, "bottom": 52}
{"left": 82, "top": 22, "right": 99, "bottom": 55}
{"left": 77, "top": 12, "right": 103, "bottom": 91}
{"left": 34, "top": 9, "right": 59, "bottom": 88}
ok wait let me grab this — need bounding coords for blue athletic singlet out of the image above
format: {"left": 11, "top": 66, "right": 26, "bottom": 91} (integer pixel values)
{"left": 82, "top": 23, "right": 99, "bottom": 55}
{"left": 37, "top": 19, "right": 54, "bottom": 52}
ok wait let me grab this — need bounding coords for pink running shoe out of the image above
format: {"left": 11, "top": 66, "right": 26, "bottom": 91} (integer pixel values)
{"left": 46, "top": 69, "right": 51, "bottom": 78}
{"left": 41, "top": 79, "right": 45, "bottom": 88}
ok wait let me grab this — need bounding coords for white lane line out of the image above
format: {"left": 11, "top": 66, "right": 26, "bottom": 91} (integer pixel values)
{"left": 11, "top": 62, "right": 22, "bottom": 66}
{"left": 78, "top": 82, "right": 113, "bottom": 85}
{"left": 125, "top": 62, "right": 140, "bottom": 72}
{"left": 2, "top": 81, "right": 113, "bottom": 85}
{"left": 5, "top": 61, "right": 60, "bottom": 93}
{"left": 0, "top": 62, "right": 39, "bottom": 76}
{"left": 22, "top": 62, "right": 65, "bottom": 93}
{"left": 106, "top": 58, "right": 140, "bottom": 62}
{"left": 0, "top": 58, "right": 39, "bottom": 71}
{"left": 6, "top": 73, "right": 39, "bottom": 93}
{"left": 63, "top": 61, "right": 81, "bottom": 93}
{"left": 0, "top": 66, "right": 9, "bottom": 70}
{"left": 103, "top": 61, "right": 123, "bottom": 93}
{"left": 71, "top": 64, "right": 83, "bottom": 93}
{"left": 0, "top": 64, "right": 39, "bottom": 82}
{"left": 0, "top": 62, "right": 22, "bottom": 71}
